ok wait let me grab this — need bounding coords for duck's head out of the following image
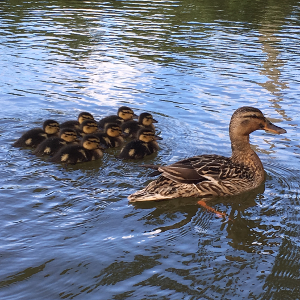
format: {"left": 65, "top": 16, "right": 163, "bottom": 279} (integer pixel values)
{"left": 82, "top": 134, "right": 102, "bottom": 150}
{"left": 80, "top": 120, "right": 98, "bottom": 134}
{"left": 137, "top": 128, "right": 162, "bottom": 143}
{"left": 60, "top": 128, "right": 78, "bottom": 143}
{"left": 117, "top": 106, "right": 137, "bottom": 121}
{"left": 104, "top": 123, "right": 122, "bottom": 137}
{"left": 139, "top": 112, "right": 158, "bottom": 126}
{"left": 43, "top": 120, "right": 60, "bottom": 135}
{"left": 78, "top": 112, "right": 94, "bottom": 124}
{"left": 229, "top": 106, "right": 286, "bottom": 139}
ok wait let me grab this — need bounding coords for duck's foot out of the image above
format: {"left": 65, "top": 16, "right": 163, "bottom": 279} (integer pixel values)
{"left": 197, "top": 200, "right": 232, "bottom": 220}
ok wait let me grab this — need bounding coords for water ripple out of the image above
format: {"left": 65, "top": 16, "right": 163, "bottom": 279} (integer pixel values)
{"left": 1, "top": 1, "right": 300, "bottom": 299}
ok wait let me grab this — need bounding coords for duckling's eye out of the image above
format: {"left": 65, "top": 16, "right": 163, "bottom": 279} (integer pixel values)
{"left": 123, "top": 110, "right": 133, "bottom": 115}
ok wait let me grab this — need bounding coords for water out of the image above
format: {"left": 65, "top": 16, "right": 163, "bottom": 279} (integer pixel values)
{"left": 1, "top": 0, "right": 300, "bottom": 299}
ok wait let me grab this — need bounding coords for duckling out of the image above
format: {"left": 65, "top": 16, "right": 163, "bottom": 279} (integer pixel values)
{"left": 98, "top": 106, "right": 137, "bottom": 130}
{"left": 128, "top": 106, "right": 286, "bottom": 202}
{"left": 13, "top": 119, "right": 60, "bottom": 148}
{"left": 60, "top": 112, "right": 94, "bottom": 131}
{"left": 121, "top": 112, "right": 158, "bottom": 139}
{"left": 117, "top": 128, "right": 162, "bottom": 159}
{"left": 33, "top": 128, "right": 78, "bottom": 156}
{"left": 79, "top": 119, "right": 99, "bottom": 136}
{"left": 95, "top": 123, "right": 124, "bottom": 148}
{"left": 50, "top": 134, "right": 103, "bottom": 164}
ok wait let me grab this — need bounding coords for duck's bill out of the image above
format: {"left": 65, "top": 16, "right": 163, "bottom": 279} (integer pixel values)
{"left": 264, "top": 120, "right": 286, "bottom": 134}
{"left": 152, "top": 118, "right": 158, "bottom": 123}
{"left": 154, "top": 135, "right": 163, "bottom": 140}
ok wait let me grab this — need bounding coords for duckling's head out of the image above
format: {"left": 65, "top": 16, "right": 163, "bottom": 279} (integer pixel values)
{"left": 78, "top": 112, "right": 94, "bottom": 124}
{"left": 81, "top": 134, "right": 101, "bottom": 150}
{"left": 137, "top": 128, "right": 162, "bottom": 143}
{"left": 60, "top": 128, "right": 78, "bottom": 143}
{"left": 117, "top": 106, "right": 136, "bottom": 121}
{"left": 43, "top": 120, "right": 60, "bottom": 135}
{"left": 80, "top": 120, "right": 98, "bottom": 134}
{"left": 139, "top": 112, "right": 158, "bottom": 126}
{"left": 229, "top": 106, "right": 286, "bottom": 139}
{"left": 104, "top": 123, "right": 122, "bottom": 137}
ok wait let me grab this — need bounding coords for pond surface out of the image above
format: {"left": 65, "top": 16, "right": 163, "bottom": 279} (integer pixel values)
{"left": 1, "top": 0, "right": 300, "bottom": 299}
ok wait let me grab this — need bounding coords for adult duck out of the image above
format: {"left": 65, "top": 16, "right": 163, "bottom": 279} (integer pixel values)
{"left": 128, "top": 106, "right": 286, "bottom": 202}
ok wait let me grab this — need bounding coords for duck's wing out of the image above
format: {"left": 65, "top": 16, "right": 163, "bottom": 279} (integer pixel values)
{"left": 146, "top": 154, "right": 231, "bottom": 184}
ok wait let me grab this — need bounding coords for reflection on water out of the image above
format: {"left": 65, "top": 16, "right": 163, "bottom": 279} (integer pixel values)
{"left": 1, "top": 0, "right": 300, "bottom": 299}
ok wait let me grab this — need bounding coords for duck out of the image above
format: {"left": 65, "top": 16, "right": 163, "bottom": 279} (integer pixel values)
{"left": 98, "top": 106, "right": 137, "bottom": 130}
{"left": 60, "top": 112, "right": 94, "bottom": 131}
{"left": 117, "top": 128, "right": 162, "bottom": 160}
{"left": 78, "top": 119, "right": 99, "bottom": 136}
{"left": 33, "top": 128, "right": 78, "bottom": 156}
{"left": 128, "top": 106, "right": 286, "bottom": 202}
{"left": 50, "top": 134, "right": 103, "bottom": 164}
{"left": 94, "top": 123, "right": 124, "bottom": 148}
{"left": 13, "top": 119, "right": 60, "bottom": 148}
{"left": 121, "top": 112, "right": 158, "bottom": 138}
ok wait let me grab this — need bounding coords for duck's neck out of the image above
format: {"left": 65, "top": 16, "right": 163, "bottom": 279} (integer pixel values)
{"left": 230, "top": 134, "right": 264, "bottom": 175}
